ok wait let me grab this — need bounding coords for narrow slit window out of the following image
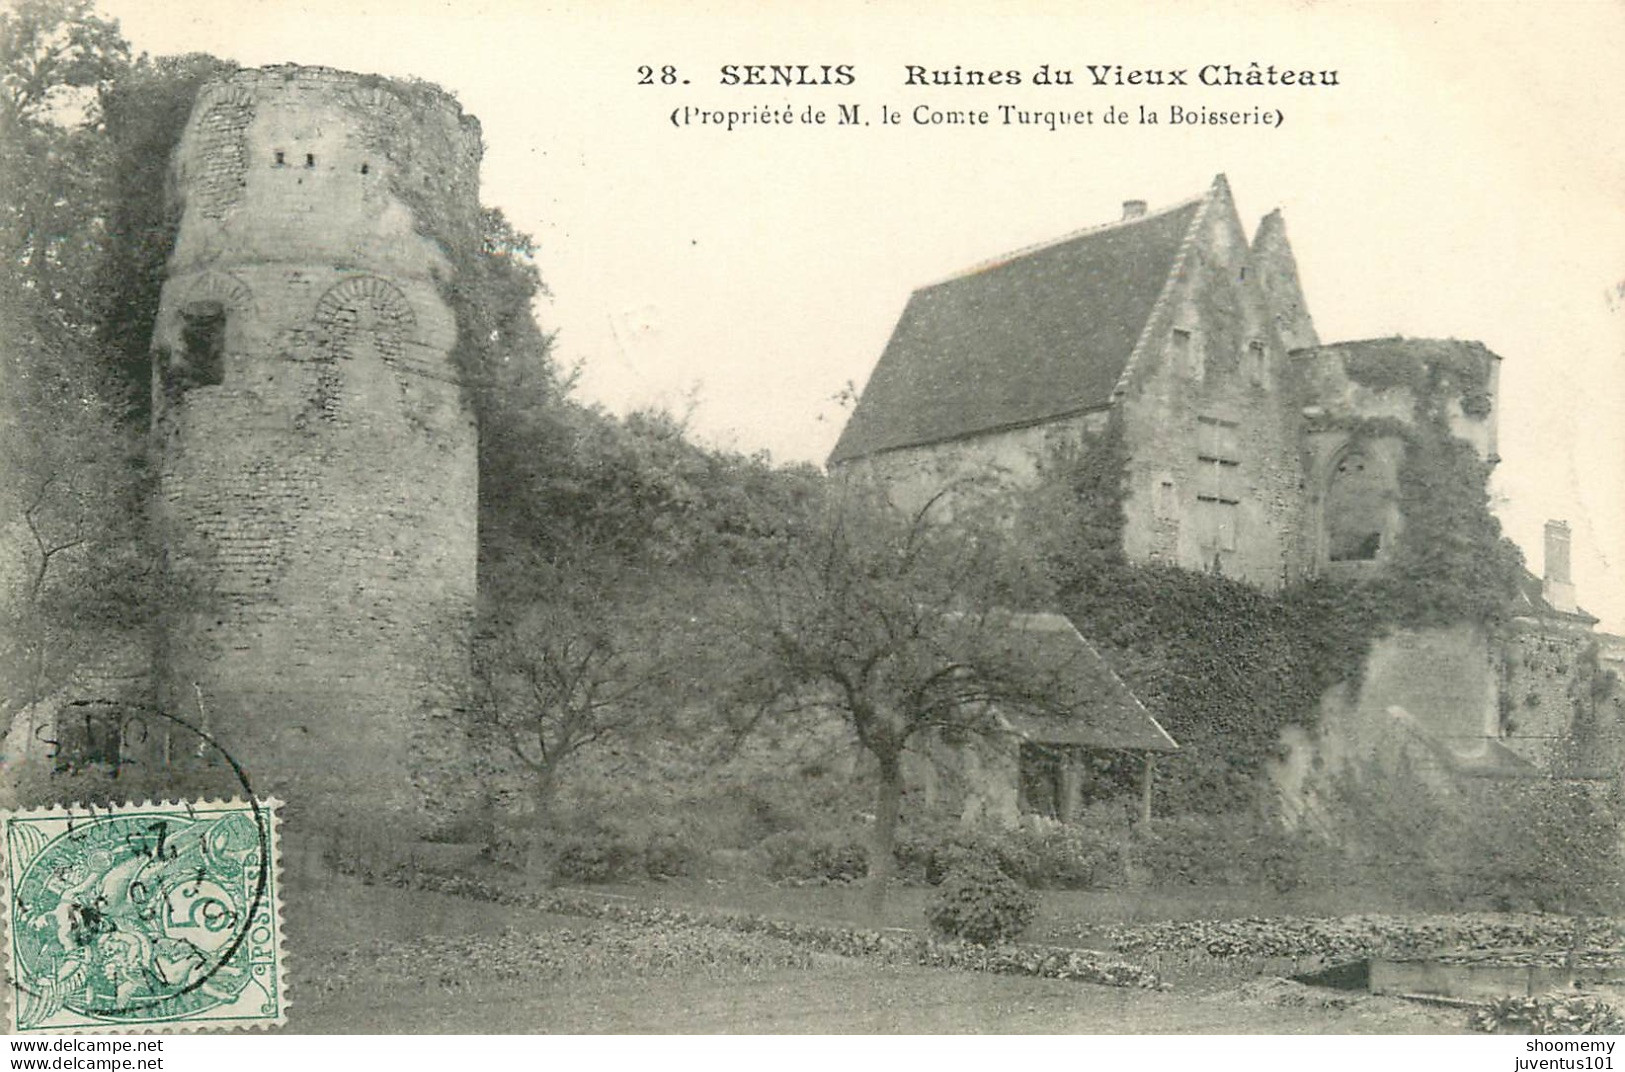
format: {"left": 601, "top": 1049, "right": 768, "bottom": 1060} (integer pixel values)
{"left": 305, "top": 153, "right": 316, "bottom": 168}
{"left": 1248, "top": 339, "right": 1267, "bottom": 384}
{"left": 1155, "top": 479, "right": 1178, "bottom": 520}
{"left": 274, "top": 150, "right": 285, "bottom": 166}
{"left": 1172, "top": 328, "right": 1199, "bottom": 377}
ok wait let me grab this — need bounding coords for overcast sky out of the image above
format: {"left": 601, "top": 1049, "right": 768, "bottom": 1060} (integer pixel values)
{"left": 100, "top": 0, "right": 1625, "bottom": 630}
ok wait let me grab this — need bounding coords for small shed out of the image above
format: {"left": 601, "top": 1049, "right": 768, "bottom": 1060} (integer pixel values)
{"left": 912, "top": 611, "right": 1178, "bottom": 827}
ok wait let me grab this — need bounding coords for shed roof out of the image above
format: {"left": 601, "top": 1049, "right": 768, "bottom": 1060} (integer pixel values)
{"left": 827, "top": 190, "right": 1208, "bottom": 465}
{"left": 1411, "top": 732, "right": 1543, "bottom": 780}
{"left": 988, "top": 611, "right": 1179, "bottom": 753}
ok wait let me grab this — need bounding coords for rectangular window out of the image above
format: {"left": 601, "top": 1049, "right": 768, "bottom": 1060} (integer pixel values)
{"left": 1194, "top": 498, "right": 1240, "bottom": 552}
{"left": 178, "top": 302, "right": 227, "bottom": 389}
{"left": 1196, "top": 414, "right": 1239, "bottom": 461}
{"left": 1195, "top": 415, "right": 1241, "bottom": 503}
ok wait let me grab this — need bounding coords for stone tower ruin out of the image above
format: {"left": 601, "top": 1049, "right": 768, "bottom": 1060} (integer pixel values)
{"left": 150, "top": 65, "right": 482, "bottom": 833}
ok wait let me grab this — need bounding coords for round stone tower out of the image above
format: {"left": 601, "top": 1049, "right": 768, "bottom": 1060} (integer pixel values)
{"left": 151, "top": 66, "right": 482, "bottom": 836}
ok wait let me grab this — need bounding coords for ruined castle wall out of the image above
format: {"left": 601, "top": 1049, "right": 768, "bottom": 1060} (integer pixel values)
{"left": 1272, "top": 624, "right": 1502, "bottom": 826}
{"left": 1500, "top": 625, "right": 1593, "bottom": 767}
{"left": 153, "top": 67, "right": 482, "bottom": 832}
{"left": 1291, "top": 340, "right": 1500, "bottom": 577}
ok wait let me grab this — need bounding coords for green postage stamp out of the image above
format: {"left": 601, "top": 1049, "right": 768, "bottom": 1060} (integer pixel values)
{"left": 1, "top": 799, "right": 285, "bottom": 1033}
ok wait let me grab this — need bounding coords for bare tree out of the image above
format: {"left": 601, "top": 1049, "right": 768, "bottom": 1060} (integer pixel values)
{"left": 441, "top": 555, "right": 716, "bottom": 833}
{"left": 734, "top": 485, "right": 1069, "bottom": 915}
{"left": 467, "top": 598, "right": 663, "bottom": 814}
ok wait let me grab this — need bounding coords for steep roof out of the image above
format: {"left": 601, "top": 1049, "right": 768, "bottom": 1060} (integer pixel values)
{"left": 827, "top": 190, "right": 1208, "bottom": 465}
{"left": 988, "top": 612, "right": 1179, "bottom": 753}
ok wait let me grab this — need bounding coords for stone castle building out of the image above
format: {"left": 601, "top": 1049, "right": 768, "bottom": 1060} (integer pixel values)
{"left": 3, "top": 65, "right": 483, "bottom": 836}
{"left": 830, "top": 174, "right": 1499, "bottom": 589}
{"left": 831, "top": 175, "right": 1619, "bottom": 813}
{"left": 150, "top": 65, "right": 482, "bottom": 830}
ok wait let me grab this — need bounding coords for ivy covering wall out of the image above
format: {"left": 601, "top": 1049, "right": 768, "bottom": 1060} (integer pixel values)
{"left": 1022, "top": 346, "right": 1527, "bottom": 815}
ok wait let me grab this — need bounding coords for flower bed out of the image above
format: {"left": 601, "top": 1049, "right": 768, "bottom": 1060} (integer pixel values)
{"left": 1092, "top": 914, "right": 1625, "bottom": 961}
{"left": 1469, "top": 993, "right": 1625, "bottom": 1035}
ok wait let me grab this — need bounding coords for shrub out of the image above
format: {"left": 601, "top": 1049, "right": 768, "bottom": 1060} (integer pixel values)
{"left": 896, "top": 817, "right": 1129, "bottom": 890}
{"left": 1324, "top": 751, "right": 1625, "bottom": 913}
{"left": 894, "top": 825, "right": 1034, "bottom": 886}
{"left": 890, "top": 827, "right": 939, "bottom": 883}
{"left": 642, "top": 831, "right": 697, "bottom": 879}
{"left": 1011, "top": 820, "right": 1127, "bottom": 890}
{"left": 928, "top": 835, "right": 1023, "bottom": 886}
{"left": 482, "top": 819, "right": 532, "bottom": 871}
{"left": 1129, "top": 812, "right": 1316, "bottom": 891}
{"left": 549, "top": 831, "right": 644, "bottom": 884}
{"left": 926, "top": 857, "right": 1038, "bottom": 946}
{"left": 756, "top": 830, "right": 869, "bottom": 882}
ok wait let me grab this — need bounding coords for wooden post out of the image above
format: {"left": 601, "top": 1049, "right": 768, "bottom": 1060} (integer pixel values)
{"left": 1058, "top": 750, "right": 1081, "bottom": 824}
{"left": 1139, "top": 754, "right": 1155, "bottom": 825}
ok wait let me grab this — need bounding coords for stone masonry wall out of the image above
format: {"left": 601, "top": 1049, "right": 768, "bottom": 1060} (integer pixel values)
{"left": 832, "top": 411, "right": 1108, "bottom": 523}
{"left": 153, "top": 66, "right": 483, "bottom": 836}
{"left": 1500, "top": 625, "right": 1593, "bottom": 767}
{"left": 1292, "top": 339, "right": 1501, "bottom": 577}
{"left": 1116, "top": 182, "right": 1308, "bottom": 591}
{"left": 1272, "top": 623, "right": 1502, "bottom": 829}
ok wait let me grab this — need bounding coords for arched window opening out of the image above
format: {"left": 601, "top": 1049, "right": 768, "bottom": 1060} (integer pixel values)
{"left": 162, "top": 300, "right": 228, "bottom": 403}
{"left": 1326, "top": 450, "right": 1386, "bottom": 562}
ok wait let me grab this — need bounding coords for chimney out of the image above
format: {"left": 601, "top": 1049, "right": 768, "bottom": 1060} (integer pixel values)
{"left": 1122, "top": 199, "right": 1147, "bottom": 220}
{"left": 1543, "top": 519, "right": 1577, "bottom": 613}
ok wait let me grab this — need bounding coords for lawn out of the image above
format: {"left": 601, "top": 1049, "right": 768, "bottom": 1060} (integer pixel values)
{"left": 586, "top": 873, "right": 1417, "bottom": 940}
{"left": 282, "top": 876, "right": 1464, "bottom": 1034}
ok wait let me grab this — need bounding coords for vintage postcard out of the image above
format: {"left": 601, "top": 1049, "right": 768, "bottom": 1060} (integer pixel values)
{"left": 1, "top": 0, "right": 1621, "bottom": 1047}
